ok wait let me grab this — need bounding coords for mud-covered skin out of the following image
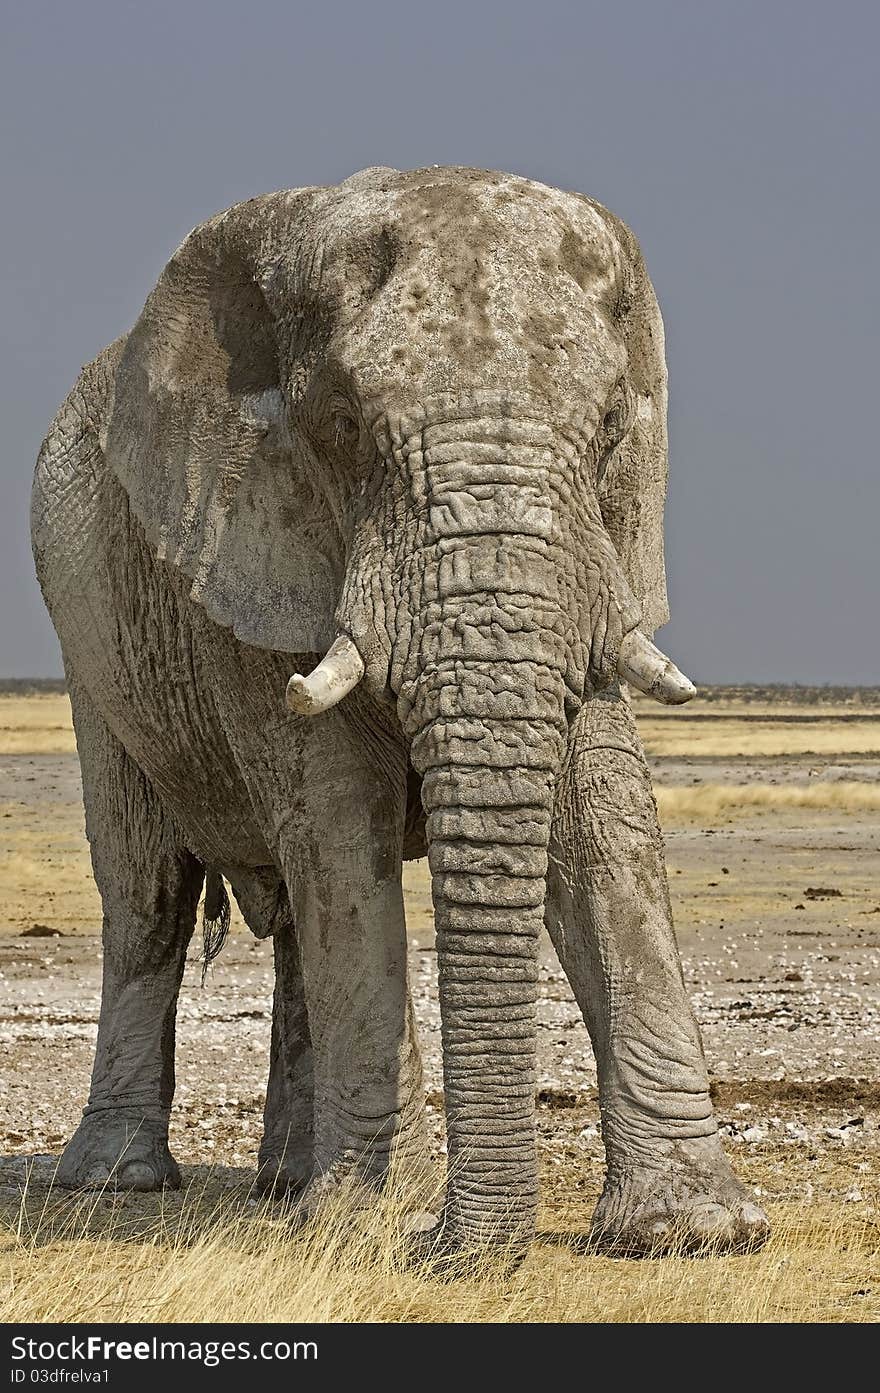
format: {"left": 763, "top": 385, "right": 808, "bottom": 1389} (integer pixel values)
{"left": 256, "top": 923, "right": 314, "bottom": 1195}
{"left": 547, "top": 691, "right": 769, "bottom": 1253}
{"left": 57, "top": 1112, "right": 182, "bottom": 1192}
{"left": 278, "top": 698, "right": 429, "bottom": 1197}
{"left": 52, "top": 678, "right": 200, "bottom": 1190}
{"left": 590, "top": 1136, "right": 770, "bottom": 1255}
{"left": 32, "top": 166, "right": 765, "bottom": 1256}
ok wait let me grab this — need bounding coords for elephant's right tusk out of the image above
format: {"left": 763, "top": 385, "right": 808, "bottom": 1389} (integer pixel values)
{"left": 617, "top": 629, "right": 697, "bottom": 705}
{"left": 285, "top": 634, "right": 365, "bottom": 716}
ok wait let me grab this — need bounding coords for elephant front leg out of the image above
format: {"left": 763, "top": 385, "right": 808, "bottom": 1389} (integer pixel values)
{"left": 281, "top": 720, "right": 427, "bottom": 1212}
{"left": 58, "top": 684, "right": 202, "bottom": 1190}
{"left": 546, "top": 689, "right": 769, "bottom": 1253}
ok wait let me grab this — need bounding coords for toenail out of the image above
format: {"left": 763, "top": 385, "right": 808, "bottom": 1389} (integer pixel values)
{"left": 83, "top": 1165, "right": 111, "bottom": 1186}
{"left": 120, "top": 1162, "right": 156, "bottom": 1190}
{"left": 689, "top": 1203, "right": 733, "bottom": 1237}
{"left": 648, "top": 1218, "right": 673, "bottom": 1236}
{"left": 739, "top": 1203, "right": 770, "bottom": 1231}
{"left": 403, "top": 1210, "right": 441, "bottom": 1236}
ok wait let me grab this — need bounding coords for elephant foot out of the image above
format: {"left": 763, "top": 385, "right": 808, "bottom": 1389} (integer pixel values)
{"left": 289, "top": 1139, "right": 435, "bottom": 1230}
{"left": 288, "top": 1161, "right": 384, "bottom": 1226}
{"left": 590, "top": 1134, "right": 770, "bottom": 1256}
{"left": 256, "top": 1132, "right": 312, "bottom": 1197}
{"left": 401, "top": 1206, "right": 530, "bottom": 1280}
{"left": 56, "top": 1110, "right": 180, "bottom": 1191}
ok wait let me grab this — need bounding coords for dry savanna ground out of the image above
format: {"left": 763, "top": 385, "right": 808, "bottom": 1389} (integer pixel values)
{"left": 1, "top": 683, "right": 879, "bottom": 1322}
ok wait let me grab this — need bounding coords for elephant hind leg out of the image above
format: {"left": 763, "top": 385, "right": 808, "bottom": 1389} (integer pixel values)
{"left": 230, "top": 870, "right": 315, "bottom": 1195}
{"left": 59, "top": 680, "right": 203, "bottom": 1191}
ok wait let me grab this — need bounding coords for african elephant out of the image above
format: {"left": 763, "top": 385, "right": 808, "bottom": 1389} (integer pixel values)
{"left": 31, "top": 165, "right": 768, "bottom": 1260}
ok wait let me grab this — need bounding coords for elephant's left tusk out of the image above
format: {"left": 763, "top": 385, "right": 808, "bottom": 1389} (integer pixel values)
{"left": 617, "top": 629, "right": 697, "bottom": 705}
{"left": 285, "top": 634, "right": 365, "bottom": 716}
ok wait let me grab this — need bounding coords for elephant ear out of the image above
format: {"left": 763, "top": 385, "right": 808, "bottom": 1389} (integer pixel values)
{"left": 598, "top": 230, "right": 670, "bottom": 638}
{"left": 104, "top": 189, "right": 338, "bottom": 655}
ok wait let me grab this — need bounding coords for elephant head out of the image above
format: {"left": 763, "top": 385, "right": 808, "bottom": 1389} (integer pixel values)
{"left": 105, "top": 165, "right": 695, "bottom": 1245}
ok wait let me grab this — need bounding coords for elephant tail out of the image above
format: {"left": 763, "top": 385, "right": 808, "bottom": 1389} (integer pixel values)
{"left": 201, "top": 869, "right": 231, "bottom": 984}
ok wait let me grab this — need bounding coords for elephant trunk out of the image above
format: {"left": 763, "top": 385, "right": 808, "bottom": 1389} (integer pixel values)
{"left": 414, "top": 717, "right": 560, "bottom": 1244}
{"left": 393, "top": 414, "right": 573, "bottom": 1244}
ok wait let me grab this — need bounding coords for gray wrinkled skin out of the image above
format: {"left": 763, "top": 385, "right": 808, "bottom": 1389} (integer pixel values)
{"left": 31, "top": 166, "right": 768, "bottom": 1261}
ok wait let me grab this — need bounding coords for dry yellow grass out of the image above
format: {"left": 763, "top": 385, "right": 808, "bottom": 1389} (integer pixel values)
{"left": 0, "top": 696, "right": 75, "bottom": 755}
{"left": 1, "top": 1169, "right": 877, "bottom": 1323}
{"left": 639, "top": 719, "right": 880, "bottom": 758}
{"left": 656, "top": 780, "right": 880, "bottom": 823}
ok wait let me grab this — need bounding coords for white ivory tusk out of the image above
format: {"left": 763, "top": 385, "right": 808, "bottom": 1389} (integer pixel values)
{"left": 285, "top": 634, "right": 365, "bottom": 716}
{"left": 617, "top": 629, "right": 697, "bottom": 705}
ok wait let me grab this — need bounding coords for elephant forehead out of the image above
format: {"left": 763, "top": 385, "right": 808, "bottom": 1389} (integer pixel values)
{"left": 316, "top": 168, "right": 623, "bottom": 304}
{"left": 395, "top": 170, "right": 620, "bottom": 276}
{"left": 312, "top": 170, "right": 627, "bottom": 412}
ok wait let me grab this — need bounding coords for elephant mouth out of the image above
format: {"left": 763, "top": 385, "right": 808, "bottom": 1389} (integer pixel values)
{"left": 285, "top": 626, "right": 695, "bottom": 718}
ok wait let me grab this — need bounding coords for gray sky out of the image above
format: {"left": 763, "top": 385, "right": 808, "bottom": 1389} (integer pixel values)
{"left": 2, "top": 0, "right": 877, "bottom": 683}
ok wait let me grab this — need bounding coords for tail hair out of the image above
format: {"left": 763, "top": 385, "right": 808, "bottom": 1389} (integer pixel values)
{"left": 201, "top": 869, "right": 230, "bottom": 984}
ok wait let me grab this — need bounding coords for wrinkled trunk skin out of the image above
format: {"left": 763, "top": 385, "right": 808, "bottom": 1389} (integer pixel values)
{"left": 391, "top": 412, "right": 574, "bottom": 1245}
{"left": 416, "top": 735, "right": 560, "bottom": 1244}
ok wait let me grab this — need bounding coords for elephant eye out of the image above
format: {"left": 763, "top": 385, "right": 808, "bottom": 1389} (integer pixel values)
{"left": 595, "top": 390, "right": 631, "bottom": 486}
{"left": 600, "top": 382, "right": 633, "bottom": 451}
{"left": 333, "top": 412, "right": 360, "bottom": 448}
